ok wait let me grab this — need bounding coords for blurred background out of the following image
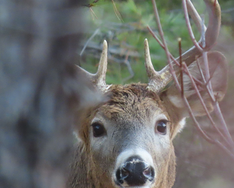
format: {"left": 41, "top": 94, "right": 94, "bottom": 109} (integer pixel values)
{"left": 0, "top": 0, "right": 233, "bottom": 188}
{"left": 0, "top": 1, "right": 94, "bottom": 188}
{"left": 79, "top": 0, "right": 234, "bottom": 187}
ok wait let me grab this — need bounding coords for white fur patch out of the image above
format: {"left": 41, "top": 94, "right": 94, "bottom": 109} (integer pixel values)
{"left": 168, "top": 95, "right": 184, "bottom": 108}
{"left": 177, "top": 118, "right": 186, "bottom": 133}
{"left": 115, "top": 149, "right": 154, "bottom": 170}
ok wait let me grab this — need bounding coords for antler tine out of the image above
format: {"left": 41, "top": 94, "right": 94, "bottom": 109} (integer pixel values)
{"left": 93, "top": 40, "right": 108, "bottom": 91}
{"left": 154, "top": 0, "right": 221, "bottom": 91}
{"left": 144, "top": 39, "right": 159, "bottom": 81}
{"left": 144, "top": 39, "right": 172, "bottom": 92}
{"left": 77, "top": 40, "right": 109, "bottom": 92}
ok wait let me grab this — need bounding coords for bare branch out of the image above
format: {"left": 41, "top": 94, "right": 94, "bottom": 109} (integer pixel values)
{"left": 182, "top": 0, "right": 203, "bottom": 52}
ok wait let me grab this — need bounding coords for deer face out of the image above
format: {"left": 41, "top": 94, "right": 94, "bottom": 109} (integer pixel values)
{"left": 75, "top": 35, "right": 227, "bottom": 187}
{"left": 88, "top": 84, "right": 178, "bottom": 188}
{"left": 76, "top": 83, "right": 179, "bottom": 188}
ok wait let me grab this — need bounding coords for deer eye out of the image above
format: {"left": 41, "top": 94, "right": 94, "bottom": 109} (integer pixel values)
{"left": 91, "top": 122, "right": 106, "bottom": 137}
{"left": 155, "top": 120, "right": 168, "bottom": 135}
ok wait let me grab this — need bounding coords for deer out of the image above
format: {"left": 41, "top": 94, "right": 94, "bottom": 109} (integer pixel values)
{"left": 67, "top": 0, "right": 228, "bottom": 187}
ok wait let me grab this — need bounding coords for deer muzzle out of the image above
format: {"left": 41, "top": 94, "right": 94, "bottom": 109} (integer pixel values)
{"left": 114, "top": 149, "right": 155, "bottom": 187}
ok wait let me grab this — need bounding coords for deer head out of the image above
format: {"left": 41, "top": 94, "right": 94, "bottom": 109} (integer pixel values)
{"left": 69, "top": 0, "right": 228, "bottom": 188}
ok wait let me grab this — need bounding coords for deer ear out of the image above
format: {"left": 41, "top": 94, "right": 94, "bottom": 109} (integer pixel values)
{"left": 162, "top": 51, "right": 228, "bottom": 118}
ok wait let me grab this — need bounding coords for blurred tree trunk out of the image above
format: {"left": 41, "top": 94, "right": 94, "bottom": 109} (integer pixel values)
{"left": 0, "top": 1, "right": 101, "bottom": 188}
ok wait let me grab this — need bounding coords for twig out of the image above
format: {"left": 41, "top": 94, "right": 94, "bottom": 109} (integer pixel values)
{"left": 152, "top": 0, "right": 234, "bottom": 158}
{"left": 178, "top": 38, "right": 184, "bottom": 98}
{"left": 80, "top": 28, "right": 100, "bottom": 56}
{"left": 123, "top": 50, "right": 134, "bottom": 82}
{"left": 111, "top": 0, "right": 123, "bottom": 22}
{"left": 89, "top": 7, "right": 98, "bottom": 20}
{"left": 182, "top": 0, "right": 203, "bottom": 52}
{"left": 151, "top": 0, "right": 181, "bottom": 90}
{"left": 195, "top": 57, "right": 215, "bottom": 102}
{"left": 186, "top": 0, "right": 206, "bottom": 33}
{"left": 183, "top": 63, "right": 232, "bottom": 147}
{"left": 147, "top": 26, "right": 180, "bottom": 67}
{"left": 215, "top": 102, "right": 234, "bottom": 145}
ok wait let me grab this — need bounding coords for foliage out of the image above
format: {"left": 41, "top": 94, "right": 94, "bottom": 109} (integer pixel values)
{"left": 80, "top": 0, "right": 202, "bottom": 84}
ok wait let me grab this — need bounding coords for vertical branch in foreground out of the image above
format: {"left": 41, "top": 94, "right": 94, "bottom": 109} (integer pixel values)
{"left": 0, "top": 0, "right": 102, "bottom": 188}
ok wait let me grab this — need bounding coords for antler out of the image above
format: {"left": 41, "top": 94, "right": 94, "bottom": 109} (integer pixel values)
{"left": 144, "top": 39, "right": 172, "bottom": 91}
{"left": 145, "top": 0, "right": 221, "bottom": 92}
{"left": 77, "top": 40, "right": 109, "bottom": 92}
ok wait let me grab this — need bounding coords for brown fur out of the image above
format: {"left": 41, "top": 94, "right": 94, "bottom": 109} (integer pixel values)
{"left": 101, "top": 84, "right": 164, "bottom": 120}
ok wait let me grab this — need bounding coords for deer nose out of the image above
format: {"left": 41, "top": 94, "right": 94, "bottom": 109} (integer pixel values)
{"left": 115, "top": 156, "right": 155, "bottom": 186}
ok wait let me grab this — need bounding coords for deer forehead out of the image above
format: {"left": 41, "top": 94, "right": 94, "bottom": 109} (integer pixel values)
{"left": 97, "top": 84, "right": 169, "bottom": 122}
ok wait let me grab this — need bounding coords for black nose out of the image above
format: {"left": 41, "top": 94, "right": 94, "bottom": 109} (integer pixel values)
{"left": 116, "top": 156, "right": 155, "bottom": 186}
